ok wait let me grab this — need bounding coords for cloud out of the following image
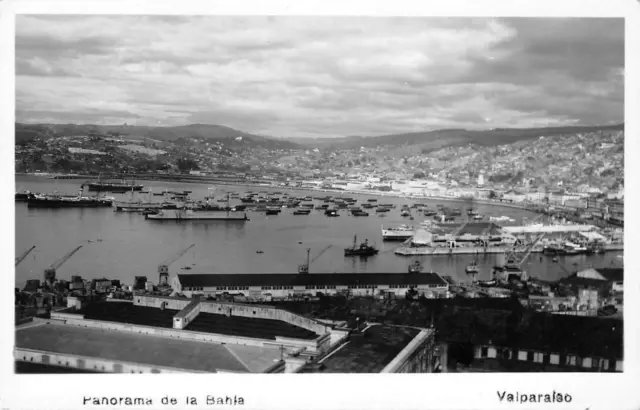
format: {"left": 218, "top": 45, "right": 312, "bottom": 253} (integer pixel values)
{"left": 15, "top": 16, "right": 624, "bottom": 138}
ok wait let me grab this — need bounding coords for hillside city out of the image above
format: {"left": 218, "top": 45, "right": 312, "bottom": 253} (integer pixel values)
{"left": 15, "top": 126, "right": 624, "bottom": 223}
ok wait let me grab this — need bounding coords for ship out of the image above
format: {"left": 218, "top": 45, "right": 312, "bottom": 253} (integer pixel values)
{"left": 381, "top": 224, "right": 415, "bottom": 241}
{"left": 344, "top": 236, "right": 379, "bottom": 257}
{"left": 83, "top": 177, "right": 143, "bottom": 193}
{"left": 27, "top": 193, "right": 113, "bottom": 208}
{"left": 145, "top": 209, "right": 249, "bottom": 221}
{"left": 15, "top": 191, "right": 33, "bottom": 202}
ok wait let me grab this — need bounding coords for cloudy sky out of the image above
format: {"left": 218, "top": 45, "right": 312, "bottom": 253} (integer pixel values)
{"left": 16, "top": 16, "right": 623, "bottom": 138}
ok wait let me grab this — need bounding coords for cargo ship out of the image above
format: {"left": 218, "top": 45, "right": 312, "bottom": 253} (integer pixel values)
{"left": 145, "top": 209, "right": 249, "bottom": 221}
{"left": 84, "top": 181, "right": 144, "bottom": 193}
{"left": 27, "top": 193, "right": 113, "bottom": 208}
{"left": 82, "top": 175, "right": 143, "bottom": 193}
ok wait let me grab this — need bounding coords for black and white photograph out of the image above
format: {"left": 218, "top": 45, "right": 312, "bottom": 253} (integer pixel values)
{"left": 2, "top": 2, "right": 638, "bottom": 408}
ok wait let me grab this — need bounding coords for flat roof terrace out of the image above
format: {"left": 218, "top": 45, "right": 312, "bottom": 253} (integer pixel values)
{"left": 186, "top": 312, "right": 318, "bottom": 340}
{"left": 301, "top": 325, "right": 420, "bottom": 373}
{"left": 79, "top": 302, "right": 178, "bottom": 328}
{"left": 15, "top": 322, "right": 281, "bottom": 373}
{"left": 78, "top": 302, "right": 318, "bottom": 341}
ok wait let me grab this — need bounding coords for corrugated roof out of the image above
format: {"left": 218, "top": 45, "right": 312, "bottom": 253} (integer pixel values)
{"left": 178, "top": 272, "right": 448, "bottom": 288}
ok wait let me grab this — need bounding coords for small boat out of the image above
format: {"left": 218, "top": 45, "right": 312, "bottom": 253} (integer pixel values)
{"left": 408, "top": 260, "right": 423, "bottom": 274}
{"left": 401, "top": 210, "right": 411, "bottom": 217}
{"left": 476, "top": 280, "right": 497, "bottom": 288}
{"left": 352, "top": 211, "right": 369, "bottom": 217}
{"left": 293, "top": 209, "right": 311, "bottom": 215}
{"left": 465, "top": 260, "right": 479, "bottom": 274}
{"left": 325, "top": 209, "right": 339, "bottom": 217}
{"left": 266, "top": 208, "right": 281, "bottom": 215}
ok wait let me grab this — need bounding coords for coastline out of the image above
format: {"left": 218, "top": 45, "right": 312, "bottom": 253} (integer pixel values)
{"left": 16, "top": 172, "right": 541, "bottom": 213}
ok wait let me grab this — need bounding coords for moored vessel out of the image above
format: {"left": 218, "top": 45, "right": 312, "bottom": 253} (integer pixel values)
{"left": 145, "top": 209, "right": 249, "bottom": 221}
{"left": 27, "top": 193, "right": 113, "bottom": 208}
{"left": 381, "top": 224, "right": 415, "bottom": 241}
{"left": 344, "top": 236, "right": 379, "bottom": 256}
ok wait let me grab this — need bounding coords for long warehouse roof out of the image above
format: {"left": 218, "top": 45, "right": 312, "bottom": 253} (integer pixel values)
{"left": 177, "top": 272, "right": 448, "bottom": 288}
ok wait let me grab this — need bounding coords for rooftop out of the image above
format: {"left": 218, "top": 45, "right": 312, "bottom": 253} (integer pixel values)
{"left": 16, "top": 322, "right": 281, "bottom": 373}
{"left": 79, "top": 303, "right": 178, "bottom": 328}
{"left": 79, "top": 302, "right": 318, "bottom": 341}
{"left": 178, "top": 272, "right": 448, "bottom": 288}
{"left": 186, "top": 312, "right": 318, "bottom": 340}
{"left": 299, "top": 325, "right": 420, "bottom": 373}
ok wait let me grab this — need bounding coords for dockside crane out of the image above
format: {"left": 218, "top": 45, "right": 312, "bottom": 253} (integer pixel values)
{"left": 15, "top": 245, "right": 35, "bottom": 267}
{"left": 297, "top": 245, "right": 332, "bottom": 274}
{"left": 44, "top": 245, "right": 83, "bottom": 285}
{"left": 505, "top": 233, "right": 547, "bottom": 268}
{"left": 158, "top": 244, "right": 195, "bottom": 286}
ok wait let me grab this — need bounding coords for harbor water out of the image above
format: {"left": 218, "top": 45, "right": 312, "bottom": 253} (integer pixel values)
{"left": 15, "top": 175, "right": 623, "bottom": 288}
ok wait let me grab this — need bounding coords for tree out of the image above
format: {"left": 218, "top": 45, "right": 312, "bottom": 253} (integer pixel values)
{"left": 176, "top": 157, "right": 199, "bottom": 172}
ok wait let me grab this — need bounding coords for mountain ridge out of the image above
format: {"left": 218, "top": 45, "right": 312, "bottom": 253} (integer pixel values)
{"left": 16, "top": 122, "right": 623, "bottom": 152}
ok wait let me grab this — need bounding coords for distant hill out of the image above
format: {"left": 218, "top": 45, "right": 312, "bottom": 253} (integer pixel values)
{"left": 16, "top": 122, "right": 623, "bottom": 153}
{"left": 15, "top": 123, "right": 301, "bottom": 150}
{"left": 295, "top": 124, "right": 625, "bottom": 152}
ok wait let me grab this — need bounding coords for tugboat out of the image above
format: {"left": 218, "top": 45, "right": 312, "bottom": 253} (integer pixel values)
{"left": 408, "top": 260, "right": 423, "bottom": 273}
{"left": 344, "top": 236, "right": 379, "bottom": 257}
{"left": 465, "top": 260, "right": 479, "bottom": 275}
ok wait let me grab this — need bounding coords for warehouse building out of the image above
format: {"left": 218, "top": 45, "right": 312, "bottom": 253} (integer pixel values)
{"left": 173, "top": 272, "right": 450, "bottom": 300}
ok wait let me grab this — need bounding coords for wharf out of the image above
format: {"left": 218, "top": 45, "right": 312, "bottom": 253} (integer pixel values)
{"left": 395, "top": 243, "right": 622, "bottom": 256}
{"left": 502, "top": 224, "right": 598, "bottom": 234}
{"left": 394, "top": 246, "right": 542, "bottom": 256}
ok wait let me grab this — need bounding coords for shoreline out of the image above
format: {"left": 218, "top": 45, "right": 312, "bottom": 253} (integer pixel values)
{"left": 15, "top": 172, "right": 543, "bottom": 213}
